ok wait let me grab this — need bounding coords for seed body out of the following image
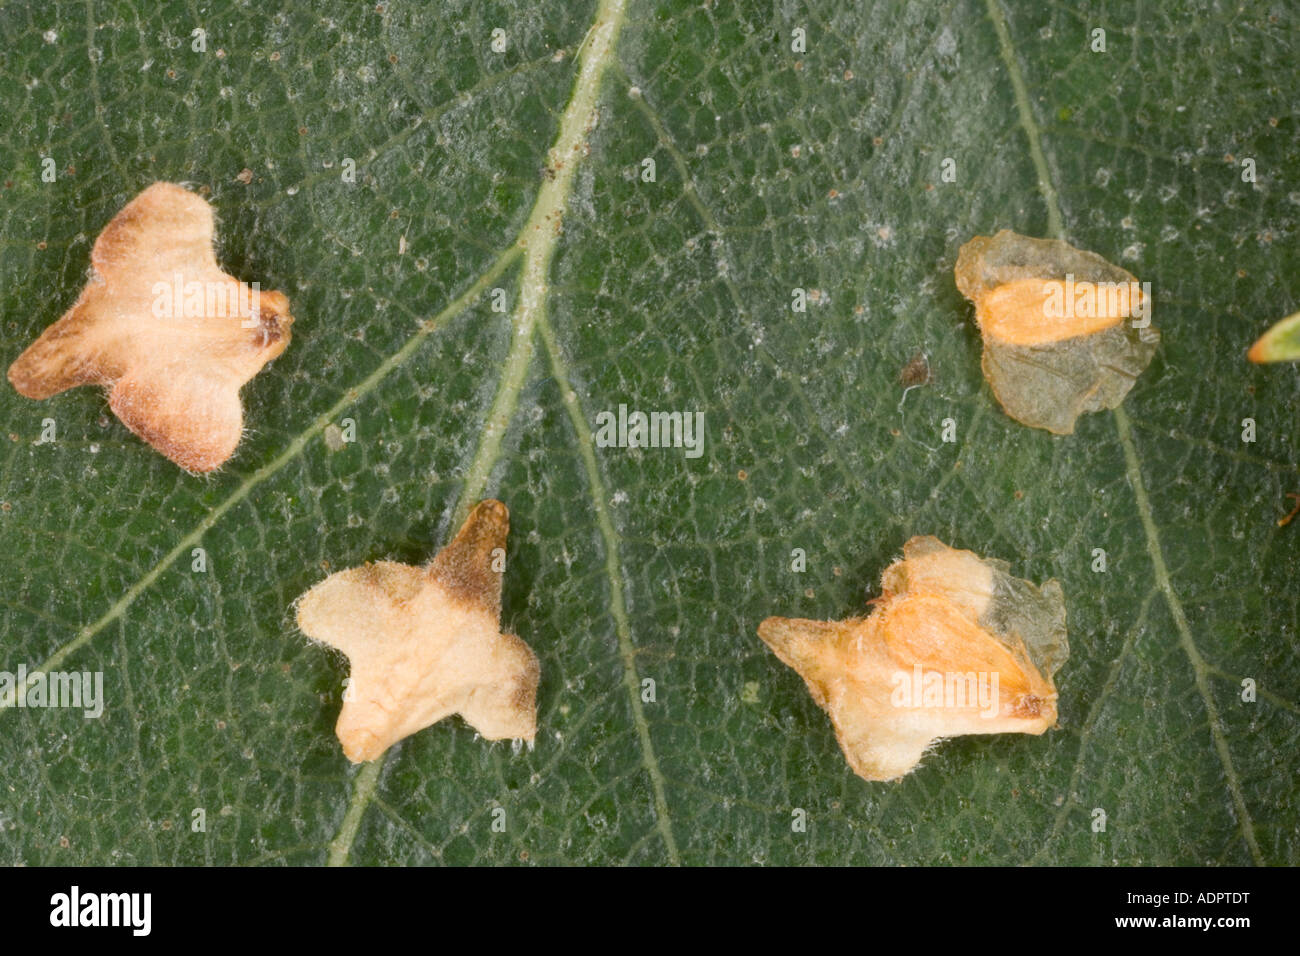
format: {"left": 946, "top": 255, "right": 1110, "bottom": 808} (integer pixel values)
{"left": 758, "top": 536, "right": 1068, "bottom": 782}
{"left": 955, "top": 230, "right": 1158, "bottom": 434}
{"left": 7, "top": 182, "right": 293, "bottom": 471}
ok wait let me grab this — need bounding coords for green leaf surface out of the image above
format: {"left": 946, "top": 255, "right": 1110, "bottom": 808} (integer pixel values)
{"left": 1, "top": 0, "right": 1296, "bottom": 865}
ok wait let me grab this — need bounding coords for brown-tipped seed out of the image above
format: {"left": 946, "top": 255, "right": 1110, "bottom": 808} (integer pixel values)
{"left": 758, "top": 536, "right": 1068, "bottom": 782}
{"left": 7, "top": 182, "right": 293, "bottom": 472}
{"left": 295, "top": 500, "right": 540, "bottom": 763}
{"left": 954, "top": 230, "right": 1158, "bottom": 434}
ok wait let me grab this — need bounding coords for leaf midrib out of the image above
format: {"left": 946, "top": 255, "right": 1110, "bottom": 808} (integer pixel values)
{"left": 324, "top": 0, "right": 657, "bottom": 866}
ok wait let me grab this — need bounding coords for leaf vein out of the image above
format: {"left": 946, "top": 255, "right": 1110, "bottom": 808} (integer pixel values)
{"left": 987, "top": 0, "right": 1264, "bottom": 864}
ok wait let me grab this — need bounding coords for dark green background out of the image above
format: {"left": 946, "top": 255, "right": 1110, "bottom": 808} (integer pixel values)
{"left": 0, "top": 0, "right": 1295, "bottom": 864}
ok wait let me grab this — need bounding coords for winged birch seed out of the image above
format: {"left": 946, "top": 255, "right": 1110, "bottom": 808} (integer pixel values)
{"left": 758, "top": 536, "right": 1068, "bottom": 782}
{"left": 295, "top": 499, "right": 540, "bottom": 764}
{"left": 1247, "top": 309, "right": 1300, "bottom": 363}
{"left": 954, "top": 229, "right": 1158, "bottom": 434}
{"left": 6, "top": 182, "right": 293, "bottom": 472}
